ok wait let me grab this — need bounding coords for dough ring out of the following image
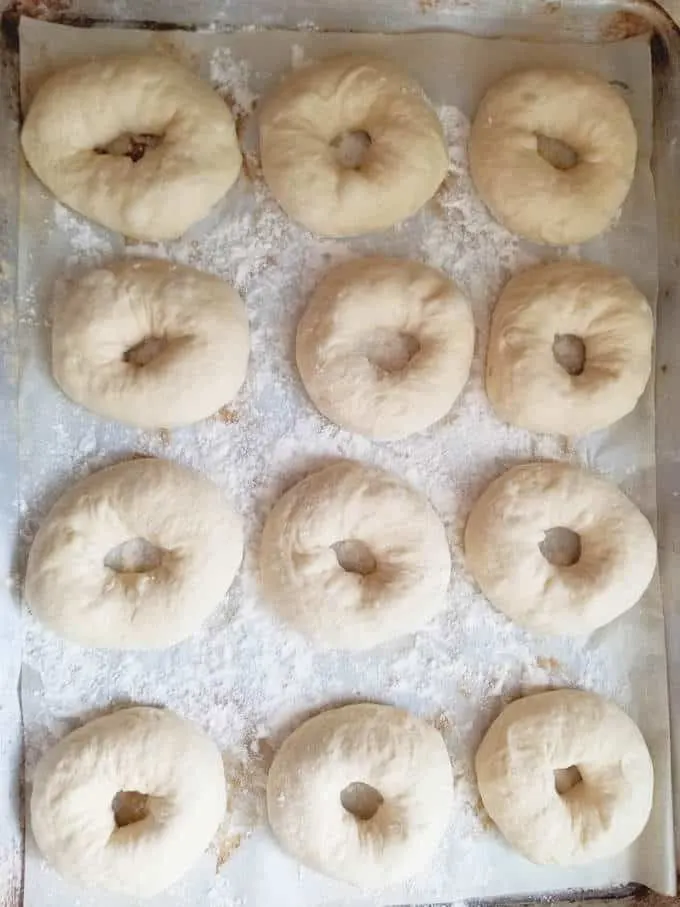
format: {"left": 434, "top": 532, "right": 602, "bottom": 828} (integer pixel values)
{"left": 475, "top": 689, "right": 653, "bottom": 865}
{"left": 31, "top": 706, "right": 226, "bottom": 897}
{"left": 21, "top": 55, "right": 241, "bottom": 240}
{"left": 259, "top": 55, "right": 448, "bottom": 236}
{"left": 267, "top": 703, "right": 453, "bottom": 886}
{"left": 469, "top": 69, "right": 637, "bottom": 244}
{"left": 464, "top": 462, "right": 656, "bottom": 635}
{"left": 25, "top": 458, "right": 243, "bottom": 649}
{"left": 52, "top": 258, "right": 250, "bottom": 429}
{"left": 296, "top": 257, "right": 474, "bottom": 440}
{"left": 486, "top": 261, "right": 653, "bottom": 436}
{"left": 260, "top": 460, "right": 451, "bottom": 649}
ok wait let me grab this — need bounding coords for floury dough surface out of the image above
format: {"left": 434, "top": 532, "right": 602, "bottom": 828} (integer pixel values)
{"left": 30, "top": 707, "right": 227, "bottom": 897}
{"left": 52, "top": 258, "right": 250, "bottom": 429}
{"left": 296, "top": 257, "right": 474, "bottom": 440}
{"left": 260, "top": 461, "right": 452, "bottom": 649}
{"left": 464, "top": 462, "right": 657, "bottom": 636}
{"left": 485, "top": 260, "right": 653, "bottom": 436}
{"left": 21, "top": 55, "right": 242, "bottom": 241}
{"left": 468, "top": 68, "right": 637, "bottom": 245}
{"left": 266, "top": 704, "right": 454, "bottom": 886}
{"left": 17, "top": 17, "right": 672, "bottom": 907}
{"left": 25, "top": 458, "right": 244, "bottom": 649}
{"left": 259, "top": 54, "right": 448, "bottom": 235}
{"left": 475, "top": 690, "right": 654, "bottom": 866}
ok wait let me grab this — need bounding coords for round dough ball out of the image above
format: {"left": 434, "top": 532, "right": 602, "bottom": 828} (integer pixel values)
{"left": 486, "top": 260, "right": 653, "bottom": 436}
{"left": 297, "top": 257, "right": 474, "bottom": 440}
{"left": 21, "top": 55, "right": 241, "bottom": 240}
{"left": 25, "top": 458, "right": 243, "bottom": 649}
{"left": 31, "top": 706, "right": 226, "bottom": 897}
{"left": 267, "top": 703, "right": 453, "bottom": 886}
{"left": 260, "top": 461, "right": 451, "bottom": 649}
{"left": 52, "top": 258, "right": 250, "bottom": 429}
{"left": 259, "top": 55, "right": 448, "bottom": 236}
{"left": 469, "top": 69, "right": 637, "bottom": 244}
{"left": 464, "top": 462, "right": 656, "bottom": 635}
{"left": 475, "top": 689, "right": 653, "bottom": 865}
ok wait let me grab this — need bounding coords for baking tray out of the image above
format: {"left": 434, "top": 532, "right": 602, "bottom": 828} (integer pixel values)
{"left": 2, "top": 1, "right": 680, "bottom": 905}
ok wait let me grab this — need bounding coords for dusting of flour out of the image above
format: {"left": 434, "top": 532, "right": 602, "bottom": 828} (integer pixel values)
{"left": 16, "top": 38, "right": 662, "bottom": 907}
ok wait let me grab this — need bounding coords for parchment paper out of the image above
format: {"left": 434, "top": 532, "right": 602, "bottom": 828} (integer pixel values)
{"left": 17, "top": 16, "right": 674, "bottom": 907}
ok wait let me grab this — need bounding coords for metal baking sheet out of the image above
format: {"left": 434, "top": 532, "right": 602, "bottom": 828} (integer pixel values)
{"left": 1, "top": 1, "right": 680, "bottom": 897}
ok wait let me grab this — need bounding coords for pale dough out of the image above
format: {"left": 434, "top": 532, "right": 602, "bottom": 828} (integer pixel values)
{"left": 267, "top": 703, "right": 453, "bottom": 887}
{"left": 52, "top": 258, "right": 250, "bottom": 429}
{"left": 475, "top": 689, "right": 653, "bottom": 865}
{"left": 21, "top": 55, "right": 241, "bottom": 240}
{"left": 296, "top": 257, "right": 474, "bottom": 440}
{"left": 31, "top": 706, "right": 226, "bottom": 897}
{"left": 486, "top": 260, "right": 653, "bottom": 436}
{"left": 469, "top": 69, "right": 637, "bottom": 245}
{"left": 25, "top": 458, "right": 243, "bottom": 649}
{"left": 260, "top": 460, "right": 451, "bottom": 649}
{"left": 464, "top": 462, "right": 656, "bottom": 635}
{"left": 259, "top": 55, "right": 448, "bottom": 236}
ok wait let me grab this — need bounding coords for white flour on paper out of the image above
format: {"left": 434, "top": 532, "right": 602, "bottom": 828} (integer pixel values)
{"left": 17, "top": 18, "right": 673, "bottom": 907}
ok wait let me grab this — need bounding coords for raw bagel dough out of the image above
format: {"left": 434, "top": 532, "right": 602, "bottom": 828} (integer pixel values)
{"left": 21, "top": 55, "right": 241, "bottom": 240}
{"left": 267, "top": 703, "right": 453, "bottom": 886}
{"left": 52, "top": 258, "right": 250, "bottom": 429}
{"left": 31, "top": 706, "right": 226, "bottom": 897}
{"left": 25, "top": 458, "right": 243, "bottom": 649}
{"left": 259, "top": 55, "right": 448, "bottom": 236}
{"left": 486, "top": 260, "right": 653, "bottom": 436}
{"left": 260, "top": 461, "right": 451, "bottom": 649}
{"left": 296, "top": 257, "right": 474, "bottom": 440}
{"left": 464, "top": 462, "right": 656, "bottom": 635}
{"left": 475, "top": 689, "right": 653, "bottom": 865}
{"left": 469, "top": 69, "right": 637, "bottom": 244}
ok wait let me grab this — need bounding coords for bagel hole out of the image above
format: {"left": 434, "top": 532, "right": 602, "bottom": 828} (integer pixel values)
{"left": 123, "top": 335, "right": 168, "bottom": 368}
{"left": 553, "top": 333, "right": 586, "bottom": 376}
{"left": 105, "top": 537, "right": 164, "bottom": 574}
{"left": 536, "top": 134, "right": 579, "bottom": 171}
{"left": 539, "top": 527, "right": 582, "bottom": 568}
{"left": 332, "top": 539, "right": 377, "bottom": 576}
{"left": 367, "top": 329, "right": 421, "bottom": 373}
{"left": 112, "top": 790, "right": 150, "bottom": 827}
{"left": 330, "top": 129, "right": 372, "bottom": 169}
{"left": 554, "top": 765, "right": 583, "bottom": 795}
{"left": 340, "top": 782, "right": 384, "bottom": 821}
{"left": 95, "top": 132, "right": 164, "bottom": 163}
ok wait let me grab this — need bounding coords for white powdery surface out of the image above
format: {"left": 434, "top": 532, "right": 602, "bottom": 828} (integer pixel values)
{"left": 19, "top": 54, "right": 637, "bottom": 904}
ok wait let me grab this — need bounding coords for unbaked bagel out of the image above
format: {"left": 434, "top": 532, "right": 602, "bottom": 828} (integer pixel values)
{"left": 260, "top": 461, "right": 451, "bottom": 649}
{"left": 475, "top": 689, "right": 653, "bottom": 865}
{"left": 296, "top": 257, "right": 474, "bottom": 440}
{"left": 25, "top": 458, "right": 243, "bottom": 649}
{"left": 259, "top": 55, "right": 448, "bottom": 236}
{"left": 21, "top": 55, "right": 241, "bottom": 240}
{"left": 469, "top": 69, "right": 637, "bottom": 244}
{"left": 52, "top": 259, "right": 250, "bottom": 429}
{"left": 267, "top": 703, "right": 453, "bottom": 886}
{"left": 486, "top": 260, "right": 653, "bottom": 436}
{"left": 464, "top": 462, "right": 656, "bottom": 635}
{"left": 31, "top": 706, "right": 226, "bottom": 897}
